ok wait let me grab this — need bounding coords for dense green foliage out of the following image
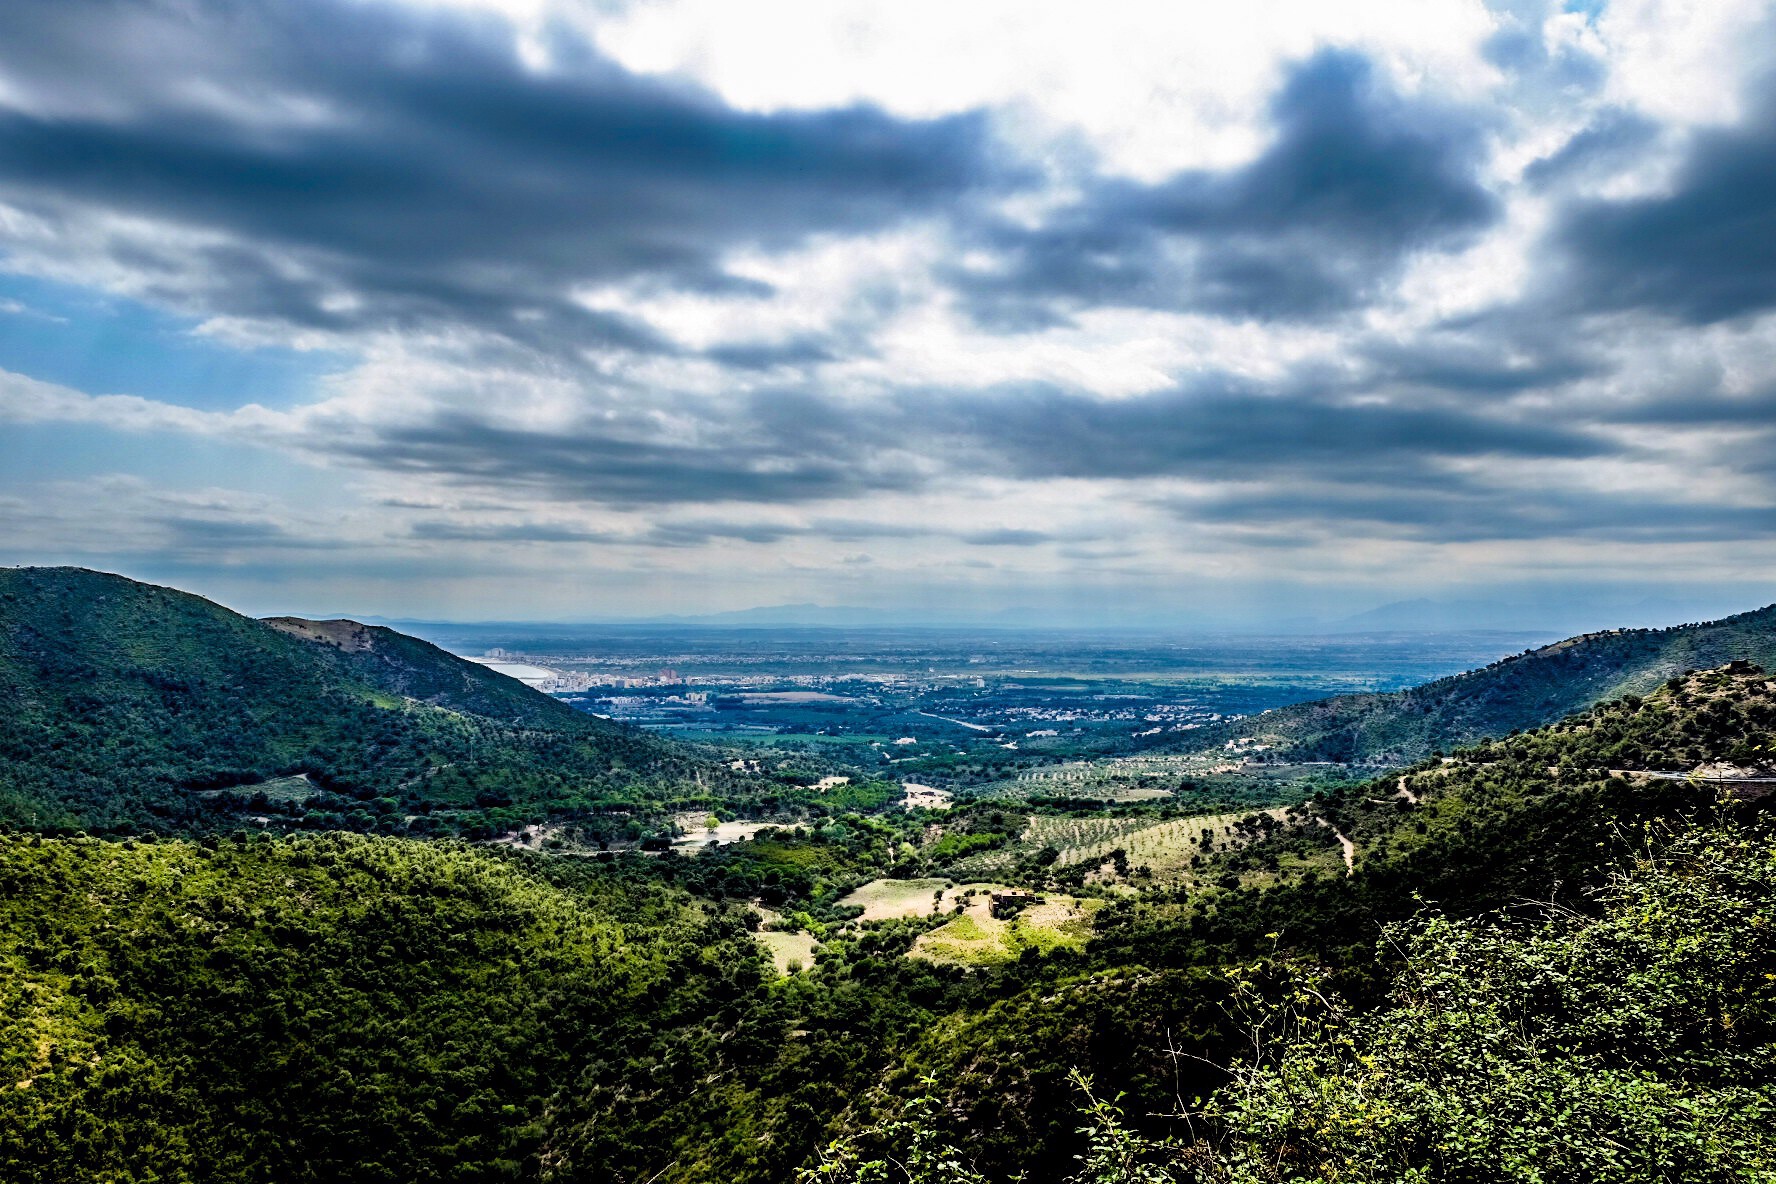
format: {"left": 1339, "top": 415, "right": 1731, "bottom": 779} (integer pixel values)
{"left": 1188, "top": 603, "right": 1776, "bottom": 764}
{"left": 1204, "top": 823, "right": 1776, "bottom": 1182}
{"left": 0, "top": 832, "right": 778, "bottom": 1182}
{"left": 0, "top": 568, "right": 739, "bottom": 835}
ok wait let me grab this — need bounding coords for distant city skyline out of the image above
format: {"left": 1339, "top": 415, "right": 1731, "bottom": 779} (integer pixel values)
{"left": 3, "top": 1, "right": 1776, "bottom": 626}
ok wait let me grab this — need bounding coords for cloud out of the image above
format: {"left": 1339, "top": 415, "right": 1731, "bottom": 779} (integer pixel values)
{"left": 1355, "top": 316, "right": 1600, "bottom": 397}
{"left": 0, "top": 475, "right": 355, "bottom": 565}
{"left": 910, "top": 378, "right": 1605, "bottom": 482}
{"left": 956, "top": 528, "right": 1052, "bottom": 546}
{"left": 1522, "top": 108, "right": 1661, "bottom": 189}
{"left": 281, "top": 371, "right": 1610, "bottom": 507}
{"left": 325, "top": 398, "right": 926, "bottom": 506}
{"left": 152, "top": 513, "right": 353, "bottom": 553}
{"left": 951, "top": 52, "right": 1499, "bottom": 327}
{"left": 407, "top": 520, "right": 623, "bottom": 544}
{"left": 0, "top": 0, "right": 1007, "bottom": 353}
{"left": 639, "top": 520, "right": 805, "bottom": 547}
{"left": 1552, "top": 74, "right": 1776, "bottom": 323}
{"left": 402, "top": 512, "right": 1073, "bottom": 550}
{"left": 1167, "top": 481, "right": 1776, "bottom": 545}
{"left": 7, "top": 3, "right": 1776, "bottom": 622}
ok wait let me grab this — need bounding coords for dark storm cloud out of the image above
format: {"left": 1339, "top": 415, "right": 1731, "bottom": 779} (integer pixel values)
{"left": 403, "top": 513, "right": 1067, "bottom": 549}
{"left": 408, "top": 520, "right": 622, "bottom": 544}
{"left": 807, "top": 519, "right": 931, "bottom": 542}
{"left": 914, "top": 380, "right": 1603, "bottom": 482}
{"left": 633, "top": 520, "right": 1062, "bottom": 548}
{"left": 957, "top": 528, "right": 1052, "bottom": 546}
{"left": 301, "top": 371, "right": 1608, "bottom": 508}
{"left": 1357, "top": 315, "right": 1600, "bottom": 396}
{"left": 639, "top": 520, "right": 804, "bottom": 547}
{"left": 1172, "top": 483, "right": 1776, "bottom": 545}
{"left": 154, "top": 514, "right": 344, "bottom": 551}
{"left": 702, "top": 338, "right": 841, "bottom": 370}
{"left": 1553, "top": 79, "right": 1776, "bottom": 323}
{"left": 0, "top": 0, "right": 1005, "bottom": 351}
{"left": 328, "top": 406, "right": 924, "bottom": 507}
{"left": 411, "top": 518, "right": 799, "bottom": 546}
{"left": 14, "top": 0, "right": 1776, "bottom": 570}
{"left": 952, "top": 51, "right": 1499, "bottom": 327}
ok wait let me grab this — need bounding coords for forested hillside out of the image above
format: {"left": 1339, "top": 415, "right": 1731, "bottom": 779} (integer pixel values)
{"left": 0, "top": 833, "right": 773, "bottom": 1182}
{"left": 1184, "top": 602, "right": 1776, "bottom": 764}
{"left": 3, "top": 662, "right": 1772, "bottom": 1183}
{"left": 0, "top": 568, "right": 731, "bottom": 835}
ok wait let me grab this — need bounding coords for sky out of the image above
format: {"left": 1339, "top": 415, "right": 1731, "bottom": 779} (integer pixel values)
{"left": 2, "top": 0, "right": 1776, "bottom": 628}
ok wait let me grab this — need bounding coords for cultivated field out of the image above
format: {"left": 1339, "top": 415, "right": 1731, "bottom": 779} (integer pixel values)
{"left": 945, "top": 808, "right": 1288, "bottom": 885}
{"left": 911, "top": 889, "right": 1100, "bottom": 967}
{"left": 988, "top": 759, "right": 1178, "bottom": 802}
{"left": 1105, "top": 810, "right": 1287, "bottom": 880}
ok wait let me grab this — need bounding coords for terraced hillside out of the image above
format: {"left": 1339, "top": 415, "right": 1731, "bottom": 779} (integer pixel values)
{"left": 0, "top": 567, "right": 732, "bottom": 834}
{"left": 1185, "top": 602, "right": 1776, "bottom": 765}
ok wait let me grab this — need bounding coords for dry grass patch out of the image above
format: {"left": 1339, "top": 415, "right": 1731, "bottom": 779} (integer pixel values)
{"left": 756, "top": 930, "right": 819, "bottom": 975}
{"left": 839, "top": 878, "right": 1023, "bottom": 920}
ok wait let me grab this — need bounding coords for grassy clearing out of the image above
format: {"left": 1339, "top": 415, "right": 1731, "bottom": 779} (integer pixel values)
{"left": 911, "top": 892, "right": 1099, "bottom": 967}
{"left": 838, "top": 878, "right": 958, "bottom": 920}
{"left": 670, "top": 814, "right": 779, "bottom": 851}
{"left": 755, "top": 929, "right": 819, "bottom": 975}
{"left": 839, "top": 878, "right": 1022, "bottom": 920}
{"left": 196, "top": 774, "right": 320, "bottom": 804}
{"left": 901, "top": 783, "right": 953, "bottom": 810}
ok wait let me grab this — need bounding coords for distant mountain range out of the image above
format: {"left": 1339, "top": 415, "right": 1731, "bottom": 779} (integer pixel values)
{"left": 1187, "top": 601, "right": 1776, "bottom": 765}
{"left": 1319, "top": 594, "right": 1751, "bottom": 635}
{"left": 364, "top": 603, "right": 1060, "bottom": 631}
{"left": 339, "top": 593, "right": 1759, "bottom": 636}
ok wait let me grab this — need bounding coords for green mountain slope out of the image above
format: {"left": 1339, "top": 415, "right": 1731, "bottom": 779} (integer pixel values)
{"left": 1189, "top": 602, "right": 1776, "bottom": 764}
{"left": 0, "top": 833, "right": 770, "bottom": 1183}
{"left": 0, "top": 567, "right": 727, "bottom": 834}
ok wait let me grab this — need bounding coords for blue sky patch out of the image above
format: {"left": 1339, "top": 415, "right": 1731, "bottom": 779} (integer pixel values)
{"left": 0, "top": 272, "right": 342, "bottom": 410}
